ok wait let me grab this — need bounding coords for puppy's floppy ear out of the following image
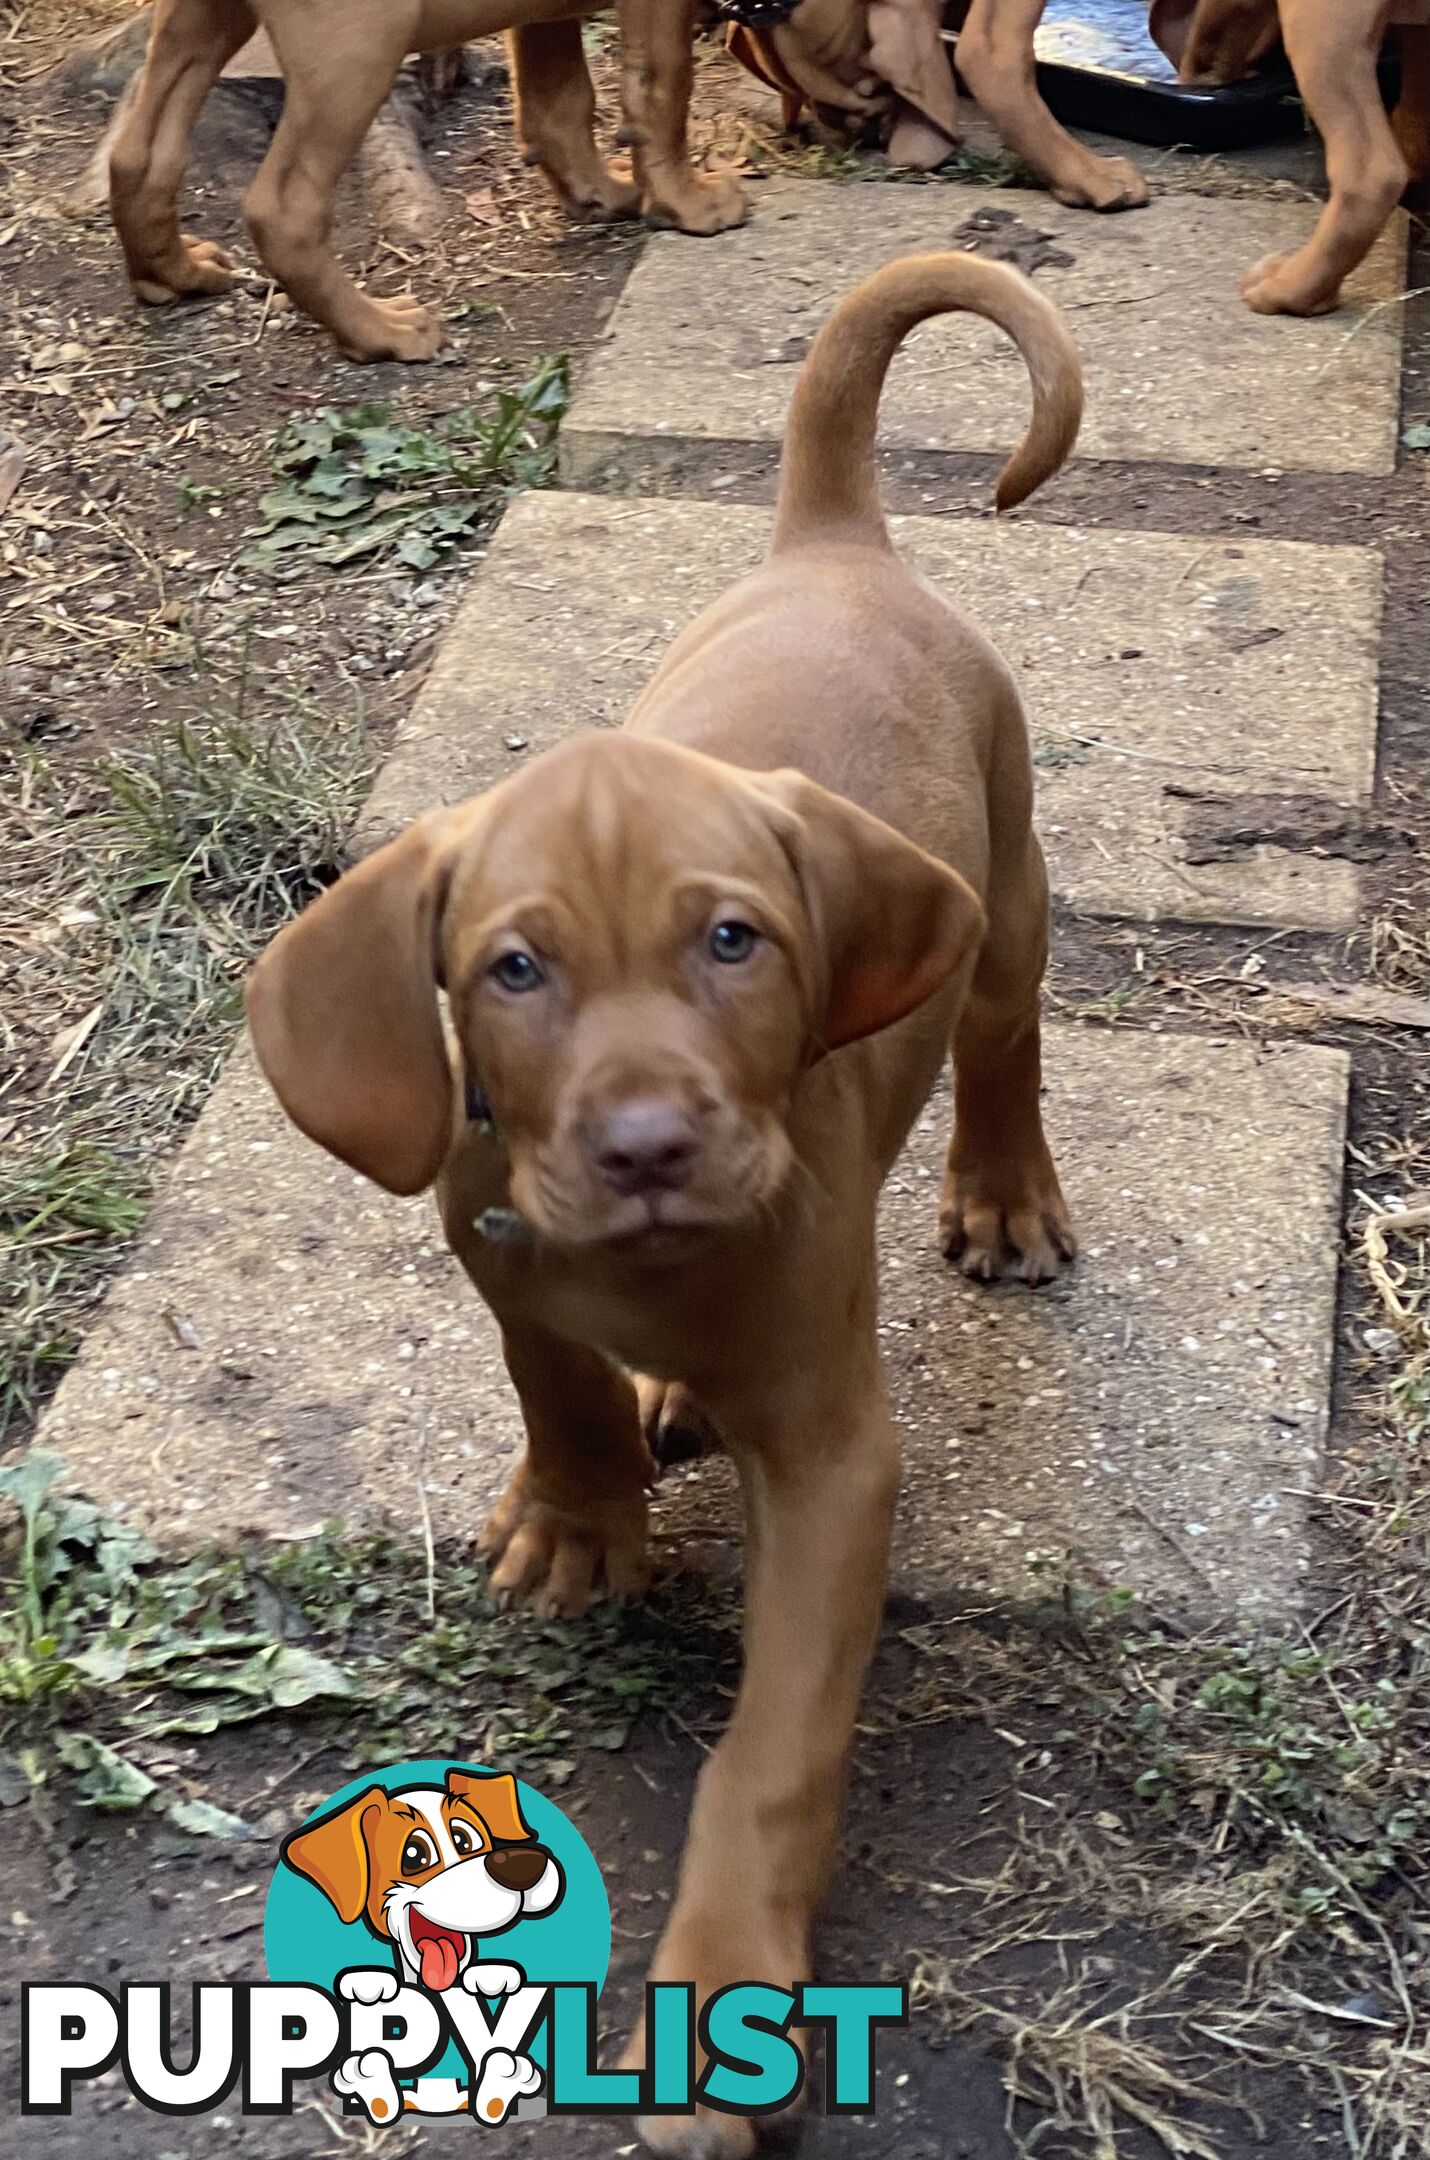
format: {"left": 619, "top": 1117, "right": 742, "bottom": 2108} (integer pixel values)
{"left": 447, "top": 1770, "right": 532, "bottom": 1845}
{"left": 282, "top": 1789, "right": 385, "bottom": 1924}
{"left": 755, "top": 770, "right": 986, "bottom": 1052}
{"left": 246, "top": 813, "right": 457, "bottom": 1197}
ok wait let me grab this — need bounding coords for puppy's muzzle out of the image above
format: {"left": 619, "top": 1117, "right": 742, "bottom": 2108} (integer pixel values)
{"left": 484, "top": 1845, "right": 550, "bottom": 1894}
{"left": 585, "top": 1097, "right": 700, "bottom": 1199}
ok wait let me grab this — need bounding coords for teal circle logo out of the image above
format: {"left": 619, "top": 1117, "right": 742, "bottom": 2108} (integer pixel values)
{"left": 264, "top": 1759, "right": 609, "bottom": 2122}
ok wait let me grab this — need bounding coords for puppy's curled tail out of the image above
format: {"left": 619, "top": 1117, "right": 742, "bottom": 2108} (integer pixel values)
{"left": 772, "top": 252, "right": 1082, "bottom": 553}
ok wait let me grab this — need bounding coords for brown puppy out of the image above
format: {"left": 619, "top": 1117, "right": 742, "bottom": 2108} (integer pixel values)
{"left": 732, "top": 0, "right": 1430, "bottom": 312}
{"left": 1177, "top": 0, "right": 1430, "bottom": 315}
{"left": 107, "top": 0, "right": 747, "bottom": 362}
{"left": 248, "top": 250, "right": 1081, "bottom": 2153}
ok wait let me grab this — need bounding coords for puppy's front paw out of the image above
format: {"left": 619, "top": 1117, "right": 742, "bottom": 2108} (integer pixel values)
{"left": 1239, "top": 251, "right": 1342, "bottom": 316}
{"left": 464, "top": 1962, "right": 524, "bottom": 1997}
{"left": 473, "top": 2048, "right": 542, "bottom": 2124}
{"left": 333, "top": 2048, "right": 402, "bottom": 2125}
{"left": 644, "top": 167, "right": 748, "bottom": 236}
{"left": 940, "top": 1162, "right": 1076, "bottom": 1285}
{"left": 1050, "top": 152, "right": 1149, "bottom": 210}
{"left": 480, "top": 1464, "right": 651, "bottom": 1617}
{"left": 338, "top": 1969, "right": 401, "bottom": 2006}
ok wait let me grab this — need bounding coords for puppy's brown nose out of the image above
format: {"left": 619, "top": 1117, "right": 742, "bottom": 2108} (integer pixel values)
{"left": 483, "top": 1846, "right": 548, "bottom": 1893}
{"left": 589, "top": 1099, "right": 697, "bottom": 1197}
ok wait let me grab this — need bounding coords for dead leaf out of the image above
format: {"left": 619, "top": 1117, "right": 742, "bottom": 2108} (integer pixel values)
{"left": 47, "top": 1003, "right": 103, "bottom": 1084}
{"left": 464, "top": 186, "right": 500, "bottom": 226}
{"left": 0, "top": 441, "right": 26, "bottom": 519}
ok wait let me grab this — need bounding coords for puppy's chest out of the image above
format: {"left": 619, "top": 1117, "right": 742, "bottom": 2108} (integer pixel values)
{"left": 451, "top": 1226, "right": 757, "bottom": 1385}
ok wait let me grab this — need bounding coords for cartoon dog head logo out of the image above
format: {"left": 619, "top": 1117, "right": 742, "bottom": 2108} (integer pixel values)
{"left": 281, "top": 1769, "right": 565, "bottom": 1995}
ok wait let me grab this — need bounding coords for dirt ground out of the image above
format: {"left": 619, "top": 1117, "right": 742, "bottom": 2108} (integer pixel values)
{"left": 2, "top": 8, "right": 1430, "bottom": 2160}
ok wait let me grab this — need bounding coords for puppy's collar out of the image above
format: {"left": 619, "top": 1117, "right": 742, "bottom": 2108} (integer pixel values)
{"left": 464, "top": 1076, "right": 496, "bottom": 1135}
{"left": 714, "top": 0, "right": 801, "bottom": 26}
{"left": 464, "top": 1076, "right": 535, "bottom": 1245}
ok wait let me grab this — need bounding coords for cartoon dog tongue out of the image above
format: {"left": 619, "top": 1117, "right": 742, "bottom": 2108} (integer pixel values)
{"left": 411, "top": 1915, "right": 463, "bottom": 1992}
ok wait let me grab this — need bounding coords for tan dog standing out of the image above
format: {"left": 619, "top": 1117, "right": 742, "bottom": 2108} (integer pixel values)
{"left": 248, "top": 250, "right": 1081, "bottom": 2152}
{"left": 107, "top": 0, "right": 747, "bottom": 362}
{"left": 732, "top": 0, "right": 1430, "bottom": 313}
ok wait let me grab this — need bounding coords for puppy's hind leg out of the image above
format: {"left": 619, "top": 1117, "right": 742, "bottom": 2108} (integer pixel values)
{"left": 244, "top": 1, "right": 443, "bottom": 362}
{"left": 108, "top": 0, "right": 256, "bottom": 305}
{"left": 940, "top": 834, "right": 1074, "bottom": 1285}
{"left": 508, "top": 21, "right": 640, "bottom": 223}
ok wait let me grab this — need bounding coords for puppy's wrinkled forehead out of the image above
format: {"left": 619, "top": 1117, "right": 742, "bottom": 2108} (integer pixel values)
{"left": 442, "top": 735, "right": 798, "bottom": 975}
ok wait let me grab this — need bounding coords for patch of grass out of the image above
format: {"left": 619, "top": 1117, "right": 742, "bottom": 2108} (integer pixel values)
{"left": 0, "top": 1450, "right": 738, "bottom": 1830}
{"left": 875, "top": 1187, "right": 1430, "bottom": 2156}
{"left": 1370, "top": 905, "right": 1430, "bottom": 998}
{"left": 239, "top": 360, "right": 569, "bottom": 578}
{"left": 0, "top": 662, "right": 374, "bottom": 1441}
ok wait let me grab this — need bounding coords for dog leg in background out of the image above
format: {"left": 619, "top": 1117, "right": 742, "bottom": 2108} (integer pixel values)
{"left": 508, "top": 18, "right": 642, "bottom": 220}
{"left": 476, "top": 1322, "right": 654, "bottom": 1618}
{"left": 620, "top": 0, "right": 748, "bottom": 234}
{"left": 1240, "top": 0, "right": 1407, "bottom": 314}
{"left": 955, "top": 0, "right": 1149, "bottom": 208}
{"left": 632, "top": 1355, "right": 901, "bottom": 2159}
{"left": 1392, "top": 23, "right": 1430, "bottom": 182}
{"left": 940, "top": 833, "right": 1075, "bottom": 1284}
{"left": 242, "top": 0, "right": 449, "bottom": 361}
{"left": 108, "top": 0, "right": 256, "bottom": 303}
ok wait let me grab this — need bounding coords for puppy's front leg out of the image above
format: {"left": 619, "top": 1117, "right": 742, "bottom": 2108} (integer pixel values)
{"left": 956, "top": 0, "right": 1148, "bottom": 209}
{"left": 507, "top": 19, "right": 641, "bottom": 222}
{"left": 631, "top": 1347, "right": 901, "bottom": 2158}
{"left": 481, "top": 1321, "right": 654, "bottom": 1618}
{"left": 618, "top": 0, "right": 748, "bottom": 235}
{"left": 1239, "top": 0, "right": 1409, "bottom": 315}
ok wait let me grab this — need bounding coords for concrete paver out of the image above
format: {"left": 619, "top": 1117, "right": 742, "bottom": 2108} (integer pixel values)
{"left": 363, "top": 490, "right": 1380, "bottom": 931}
{"left": 561, "top": 180, "right": 1407, "bottom": 482}
{"left": 39, "top": 1024, "right": 1345, "bottom": 1624}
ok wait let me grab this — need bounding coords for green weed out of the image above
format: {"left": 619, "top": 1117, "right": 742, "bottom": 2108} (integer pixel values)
{"left": 240, "top": 359, "right": 569, "bottom": 578}
{"left": 0, "top": 1452, "right": 738, "bottom": 1828}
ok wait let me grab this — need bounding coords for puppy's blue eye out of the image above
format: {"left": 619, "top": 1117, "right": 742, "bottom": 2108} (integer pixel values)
{"left": 490, "top": 950, "right": 544, "bottom": 993}
{"left": 709, "top": 920, "right": 758, "bottom": 964}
